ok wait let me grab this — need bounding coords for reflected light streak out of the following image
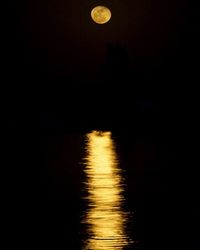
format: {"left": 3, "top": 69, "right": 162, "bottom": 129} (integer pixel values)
{"left": 82, "top": 130, "right": 132, "bottom": 250}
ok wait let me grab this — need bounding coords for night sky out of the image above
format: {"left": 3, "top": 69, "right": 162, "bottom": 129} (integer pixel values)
{"left": 12, "top": 1, "right": 198, "bottom": 126}
{"left": 9, "top": 1, "right": 197, "bottom": 134}
{"left": 16, "top": 0, "right": 186, "bottom": 73}
{"left": 15, "top": 0, "right": 191, "bottom": 78}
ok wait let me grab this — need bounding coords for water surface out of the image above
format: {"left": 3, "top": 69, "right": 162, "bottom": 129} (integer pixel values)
{"left": 81, "top": 131, "right": 134, "bottom": 249}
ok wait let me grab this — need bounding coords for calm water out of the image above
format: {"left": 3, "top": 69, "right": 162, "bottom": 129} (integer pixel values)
{"left": 81, "top": 131, "right": 134, "bottom": 249}
{"left": 40, "top": 129, "right": 175, "bottom": 250}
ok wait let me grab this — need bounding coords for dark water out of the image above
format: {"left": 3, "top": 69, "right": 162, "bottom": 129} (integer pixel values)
{"left": 39, "top": 128, "right": 199, "bottom": 250}
{"left": 40, "top": 131, "right": 140, "bottom": 248}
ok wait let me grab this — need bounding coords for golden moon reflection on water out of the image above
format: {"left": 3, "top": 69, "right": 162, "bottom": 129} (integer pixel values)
{"left": 81, "top": 131, "right": 134, "bottom": 249}
{"left": 91, "top": 6, "right": 111, "bottom": 24}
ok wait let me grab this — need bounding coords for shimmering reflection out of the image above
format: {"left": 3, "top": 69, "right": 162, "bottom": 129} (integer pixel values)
{"left": 82, "top": 131, "right": 133, "bottom": 250}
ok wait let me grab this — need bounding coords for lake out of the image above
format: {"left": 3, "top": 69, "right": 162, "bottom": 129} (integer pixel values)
{"left": 39, "top": 129, "right": 179, "bottom": 250}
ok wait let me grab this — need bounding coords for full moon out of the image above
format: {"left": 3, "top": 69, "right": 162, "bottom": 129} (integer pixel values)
{"left": 91, "top": 6, "right": 111, "bottom": 24}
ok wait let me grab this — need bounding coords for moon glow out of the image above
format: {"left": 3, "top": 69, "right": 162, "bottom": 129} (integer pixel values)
{"left": 91, "top": 6, "right": 111, "bottom": 24}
